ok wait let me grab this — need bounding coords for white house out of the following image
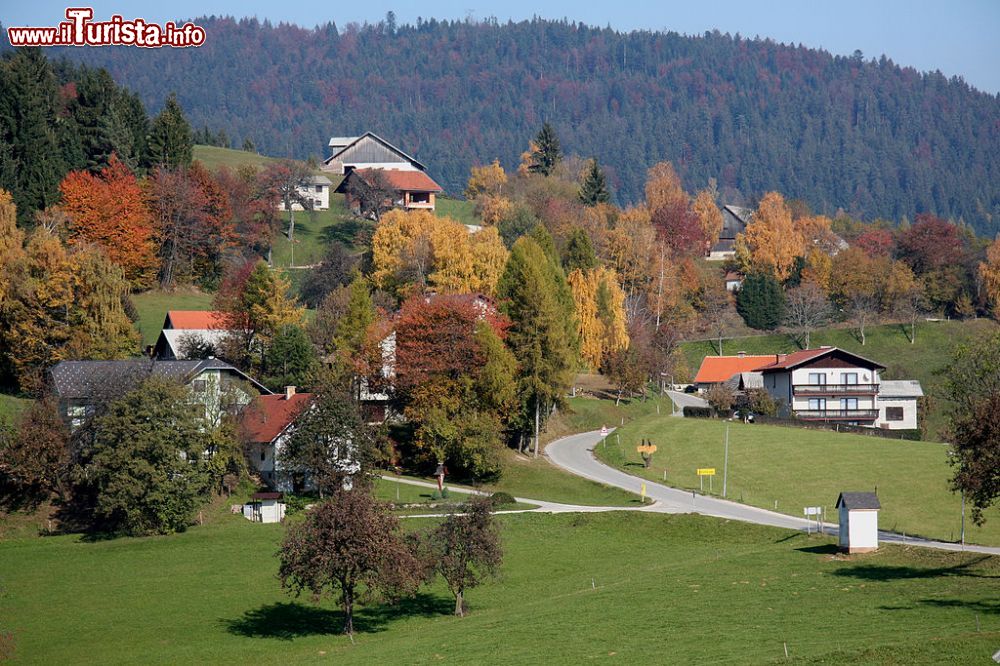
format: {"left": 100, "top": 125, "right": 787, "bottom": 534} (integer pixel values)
{"left": 278, "top": 174, "right": 332, "bottom": 211}
{"left": 875, "top": 380, "right": 923, "bottom": 430}
{"left": 836, "top": 492, "right": 880, "bottom": 553}
{"left": 241, "top": 387, "right": 314, "bottom": 491}
{"left": 759, "top": 347, "right": 884, "bottom": 427}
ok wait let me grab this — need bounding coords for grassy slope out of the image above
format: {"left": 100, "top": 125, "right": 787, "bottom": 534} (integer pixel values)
{"left": 434, "top": 197, "right": 478, "bottom": 226}
{"left": 680, "top": 318, "right": 998, "bottom": 439}
{"left": 192, "top": 144, "right": 278, "bottom": 171}
{"left": 132, "top": 290, "right": 215, "bottom": 348}
{"left": 2, "top": 512, "right": 997, "bottom": 664}
{"left": 596, "top": 414, "right": 1000, "bottom": 546}
{"left": 0, "top": 393, "right": 30, "bottom": 421}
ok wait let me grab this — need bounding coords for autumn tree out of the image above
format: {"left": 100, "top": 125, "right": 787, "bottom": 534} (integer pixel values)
{"left": 567, "top": 266, "right": 629, "bottom": 369}
{"left": 59, "top": 155, "right": 158, "bottom": 287}
{"left": 783, "top": 281, "right": 832, "bottom": 349}
{"left": 259, "top": 159, "right": 314, "bottom": 241}
{"left": 427, "top": 496, "right": 503, "bottom": 616}
{"left": 0, "top": 398, "right": 71, "bottom": 498}
{"left": 278, "top": 489, "right": 423, "bottom": 635}
{"left": 945, "top": 331, "right": 1000, "bottom": 524}
{"left": 578, "top": 158, "right": 611, "bottom": 206}
{"left": 299, "top": 241, "right": 358, "bottom": 307}
{"left": 979, "top": 235, "right": 1000, "bottom": 317}
{"left": 464, "top": 160, "right": 507, "bottom": 199}
{"left": 692, "top": 189, "right": 724, "bottom": 248}
{"left": 735, "top": 192, "right": 804, "bottom": 281}
{"left": 145, "top": 92, "right": 193, "bottom": 169}
{"left": 644, "top": 161, "right": 687, "bottom": 214}
{"left": 651, "top": 198, "right": 707, "bottom": 257}
{"left": 897, "top": 214, "right": 964, "bottom": 275}
{"left": 147, "top": 164, "right": 235, "bottom": 288}
{"left": 346, "top": 168, "right": 397, "bottom": 221}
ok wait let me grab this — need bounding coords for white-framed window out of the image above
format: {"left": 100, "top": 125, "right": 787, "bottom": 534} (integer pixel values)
{"left": 841, "top": 372, "right": 858, "bottom": 385}
{"left": 808, "top": 373, "right": 826, "bottom": 385}
{"left": 808, "top": 398, "right": 826, "bottom": 410}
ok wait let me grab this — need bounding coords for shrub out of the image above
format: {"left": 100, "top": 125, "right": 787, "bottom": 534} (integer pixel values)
{"left": 490, "top": 491, "right": 516, "bottom": 507}
{"left": 682, "top": 406, "right": 713, "bottom": 418}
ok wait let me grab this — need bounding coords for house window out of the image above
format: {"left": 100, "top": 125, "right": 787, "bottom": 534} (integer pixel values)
{"left": 841, "top": 373, "right": 858, "bottom": 385}
{"left": 808, "top": 373, "right": 826, "bottom": 385}
{"left": 886, "top": 407, "right": 904, "bottom": 421}
{"left": 841, "top": 398, "right": 858, "bottom": 411}
{"left": 192, "top": 379, "right": 207, "bottom": 393}
{"left": 808, "top": 398, "right": 826, "bottom": 411}
{"left": 261, "top": 451, "right": 266, "bottom": 462}
{"left": 409, "top": 191, "right": 430, "bottom": 204}
{"left": 315, "top": 185, "right": 323, "bottom": 192}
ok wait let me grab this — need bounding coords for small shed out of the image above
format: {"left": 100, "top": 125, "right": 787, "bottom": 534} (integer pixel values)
{"left": 243, "top": 492, "right": 286, "bottom": 524}
{"left": 836, "top": 492, "right": 880, "bottom": 553}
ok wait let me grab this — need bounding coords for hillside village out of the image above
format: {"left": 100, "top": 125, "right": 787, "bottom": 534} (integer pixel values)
{"left": 1, "top": 34, "right": 1000, "bottom": 664}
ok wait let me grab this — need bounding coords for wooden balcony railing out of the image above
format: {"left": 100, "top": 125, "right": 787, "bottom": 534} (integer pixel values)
{"left": 795, "top": 409, "right": 879, "bottom": 421}
{"left": 793, "top": 384, "right": 879, "bottom": 395}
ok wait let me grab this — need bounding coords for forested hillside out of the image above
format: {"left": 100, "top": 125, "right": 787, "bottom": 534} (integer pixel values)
{"left": 36, "top": 16, "right": 1000, "bottom": 236}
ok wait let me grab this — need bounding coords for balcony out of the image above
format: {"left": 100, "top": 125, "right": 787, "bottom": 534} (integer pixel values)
{"left": 795, "top": 409, "right": 879, "bottom": 421}
{"left": 793, "top": 384, "right": 879, "bottom": 396}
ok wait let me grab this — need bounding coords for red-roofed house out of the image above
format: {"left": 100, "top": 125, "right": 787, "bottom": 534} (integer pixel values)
{"left": 337, "top": 168, "right": 443, "bottom": 212}
{"left": 758, "top": 347, "right": 885, "bottom": 425}
{"left": 163, "top": 310, "right": 227, "bottom": 330}
{"left": 693, "top": 353, "right": 775, "bottom": 387}
{"left": 153, "top": 310, "right": 233, "bottom": 360}
{"left": 240, "top": 386, "right": 314, "bottom": 491}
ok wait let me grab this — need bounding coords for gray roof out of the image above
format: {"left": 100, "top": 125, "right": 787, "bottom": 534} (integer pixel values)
{"left": 879, "top": 380, "right": 923, "bottom": 399}
{"left": 302, "top": 175, "right": 332, "bottom": 186}
{"left": 836, "top": 492, "right": 881, "bottom": 510}
{"left": 50, "top": 359, "right": 270, "bottom": 400}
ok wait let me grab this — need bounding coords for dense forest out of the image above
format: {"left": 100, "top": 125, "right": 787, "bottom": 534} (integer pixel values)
{"left": 28, "top": 16, "right": 999, "bottom": 235}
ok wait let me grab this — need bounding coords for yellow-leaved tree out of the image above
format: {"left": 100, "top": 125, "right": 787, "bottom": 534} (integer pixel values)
{"left": 735, "top": 191, "right": 804, "bottom": 281}
{"left": 979, "top": 235, "right": 1000, "bottom": 316}
{"left": 644, "top": 161, "right": 688, "bottom": 213}
{"left": 692, "top": 189, "right": 724, "bottom": 248}
{"left": 568, "top": 265, "right": 629, "bottom": 369}
{"left": 464, "top": 160, "right": 507, "bottom": 199}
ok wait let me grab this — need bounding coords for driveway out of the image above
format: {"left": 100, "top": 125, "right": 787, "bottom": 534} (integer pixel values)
{"left": 545, "top": 429, "right": 1000, "bottom": 556}
{"left": 665, "top": 390, "right": 708, "bottom": 416}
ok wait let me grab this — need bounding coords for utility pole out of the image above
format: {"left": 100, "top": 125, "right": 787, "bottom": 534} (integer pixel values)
{"left": 961, "top": 489, "right": 966, "bottom": 548}
{"left": 722, "top": 425, "right": 729, "bottom": 498}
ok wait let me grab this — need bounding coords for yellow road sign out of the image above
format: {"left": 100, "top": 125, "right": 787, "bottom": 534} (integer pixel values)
{"left": 696, "top": 468, "right": 716, "bottom": 476}
{"left": 637, "top": 444, "right": 657, "bottom": 454}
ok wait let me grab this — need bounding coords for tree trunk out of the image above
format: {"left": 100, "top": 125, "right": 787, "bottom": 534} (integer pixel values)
{"left": 860, "top": 324, "right": 866, "bottom": 346}
{"left": 533, "top": 398, "right": 540, "bottom": 458}
{"left": 287, "top": 206, "right": 295, "bottom": 241}
{"left": 342, "top": 586, "right": 354, "bottom": 634}
{"left": 455, "top": 589, "right": 464, "bottom": 617}
{"left": 805, "top": 330, "right": 810, "bottom": 349}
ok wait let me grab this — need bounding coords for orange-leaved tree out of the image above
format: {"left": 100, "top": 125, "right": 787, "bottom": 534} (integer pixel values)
{"left": 60, "top": 155, "right": 158, "bottom": 288}
{"left": 735, "top": 191, "right": 803, "bottom": 281}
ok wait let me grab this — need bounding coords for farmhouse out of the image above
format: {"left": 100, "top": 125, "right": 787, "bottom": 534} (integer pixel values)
{"left": 337, "top": 168, "right": 443, "bottom": 213}
{"left": 153, "top": 310, "right": 231, "bottom": 360}
{"left": 277, "top": 174, "right": 332, "bottom": 211}
{"left": 322, "top": 132, "right": 427, "bottom": 174}
{"left": 49, "top": 358, "right": 269, "bottom": 430}
{"left": 707, "top": 204, "right": 752, "bottom": 260}
{"left": 693, "top": 352, "right": 775, "bottom": 389}
{"left": 240, "top": 386, "right": 313, "bottom": 491}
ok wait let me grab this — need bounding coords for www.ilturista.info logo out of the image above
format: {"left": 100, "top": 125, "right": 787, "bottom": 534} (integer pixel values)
{"left": 7, "top": 8, "right": 206, "bottom": 48}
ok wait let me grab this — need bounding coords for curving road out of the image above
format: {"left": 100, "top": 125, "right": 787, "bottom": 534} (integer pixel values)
{"left": 545, "top": 429, "right": 1000, "bottom": 556}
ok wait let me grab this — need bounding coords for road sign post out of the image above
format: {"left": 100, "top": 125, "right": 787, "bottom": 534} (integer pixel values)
{"left": 722, "top": 426, "right": 729, "bottom": 498}
{"left": 696, "top": 468, "right": 716, "bottom": 494}
{"left": 637, "top": 440, "right": 657, "bottom": 468}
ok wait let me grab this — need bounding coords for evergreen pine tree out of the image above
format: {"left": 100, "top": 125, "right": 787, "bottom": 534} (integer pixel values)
{"left": 146, "top": 92, "right": 193, "bottom": 168}
{"left": 579, "top": 158, "right": 611, "bottom": 205}
{"left": 735, "top": 273, "right": 786, "bottom": 331}
{"left": 264, "top": 324, "right": 318, "bottom": 390}
{"left": 529, "top": 122, "right": 562, "bottom": 176}
{"left": 563, "top": 227, "right": 597, "bottom": 272}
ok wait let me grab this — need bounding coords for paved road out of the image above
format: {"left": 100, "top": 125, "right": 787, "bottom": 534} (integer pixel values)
{"left": 665, "top": 390, "right": 708, "bottom": 415}
{"left": 545, "top": 429, "right": 1000, "bottom": 556}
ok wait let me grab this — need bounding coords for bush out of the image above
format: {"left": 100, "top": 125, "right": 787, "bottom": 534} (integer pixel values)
{"left": 490, "top": 491, "right": 516, "bottom": 507}
{"left": 683, "top": 406, "right": 713, "bottom": 418}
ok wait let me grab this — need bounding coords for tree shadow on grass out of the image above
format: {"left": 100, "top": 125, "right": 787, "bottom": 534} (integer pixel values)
{"left": 224, "top": 593, "right": 453, "bottom": 640}
{"left": 321, "top": 218, "right": 372, "bottom": 248}
{"left": 794, "top": 543, "right": 840, "bottom": 555}
{"left": 831, "top": 555, "right": 997, "bottom": 582}
{"left": 919, "top": 597, "right": 1000, "bottom": 615}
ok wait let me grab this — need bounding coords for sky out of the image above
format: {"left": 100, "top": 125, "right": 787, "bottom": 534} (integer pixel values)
{"left": 4, "top": 1, "right": 999, "bottom": 94}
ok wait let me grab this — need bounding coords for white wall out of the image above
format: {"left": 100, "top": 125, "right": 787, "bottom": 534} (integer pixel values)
{"left": 279, "top": 184, "right": 329, "bottom": 211}
{"left": 846, "top": 509, "right": 879, "bottom": 551}
{"left": 875, "top": 398, "right": 919, "bottom": 430}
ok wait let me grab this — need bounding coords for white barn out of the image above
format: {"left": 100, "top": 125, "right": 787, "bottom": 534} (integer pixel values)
{"left": 836, "top": 492, "right": 881, "bottom": 553}
{"left": 243, "top": 492, "right": 286, "bottom": 524}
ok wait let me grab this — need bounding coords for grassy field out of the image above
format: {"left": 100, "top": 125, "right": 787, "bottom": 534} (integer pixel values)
{"left": 596, "top": 413, "right": 1000, "bottom": 546}
{"left": 192, "top": 144, "right": 279, "bottom": 171}
{"left": 132, "top": 290, "right": 215, "bottom": 348}
{"left": 0, "top": 393, "right": 30, "bottom": 421}
{"left": 435, "top": 196, "right": 478, "bottom": 226}
{"left": 1, "top": 511, "right": 997, "bottom": 664}
{"left": 270, "top": 197, "right": 371, "bottom": 268}
{"left": 680, "top": 318, "right": 998, "bottom": 439}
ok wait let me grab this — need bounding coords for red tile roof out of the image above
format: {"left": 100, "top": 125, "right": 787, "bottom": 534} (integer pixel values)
{"left": 756, "top": 347, "right": 885, "bottom": 372}
{"left": 358, "top": 168, "right": 442, "bottom": 192}
{"left": 240, "top": 393, "right": 313, "bottom": 444}
{"left": 166, "top": 310, "right": 228, "bottom": 330}
{"left": 693, "top": 355, "right": 776, "bottom": 383}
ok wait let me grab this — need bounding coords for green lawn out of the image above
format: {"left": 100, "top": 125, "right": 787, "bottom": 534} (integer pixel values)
{"left": 192, "top": 144, "right": 279, "bottom": 171}
{"left": 680, "top": 318, "right": 998, "bottom": 439}
{"left": 0, "top": 393, "right": 31, "bottom": 421}
{"left": 132, "top": 290, "right": 215, "bottom": 348}
{"left": 596, "top": 413, "right": 1000, "bottom": 546}
{"left": 2, "top": 511, "right": 997, "bottom": 663}
{"left": 372, "top": 477, "right": 536, "bottom": 512}
{"left": 434, "top": 196, "right": 478, "bottom": 226}
{"left": 270, "top": 195, "right": 371, "bottom": 269}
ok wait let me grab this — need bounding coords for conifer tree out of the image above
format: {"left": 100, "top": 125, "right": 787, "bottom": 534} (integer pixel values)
{"left": 579, "top": 158, "right": 611, "bottom": 206}
{"left": 528, "top": 123, "right": 561, "bottom": 176}
{"left": 735, "top": 272, "right": 786, "bottom": 331}
{"left": 146, "top": 92, "right": 193, "bottom": 168}
{"left": 563, "top": 227, "right": 598, "bottom": 272}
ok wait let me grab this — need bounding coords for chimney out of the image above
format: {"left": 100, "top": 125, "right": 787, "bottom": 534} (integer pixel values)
{"left": 776, "top": 354, "right": 786, "bottom": 363}
{"left": 737, "top": 351, "right": 746, "bottom": 359}
{"left": 285, "top": 386, "right": 296, "bottom": 400}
